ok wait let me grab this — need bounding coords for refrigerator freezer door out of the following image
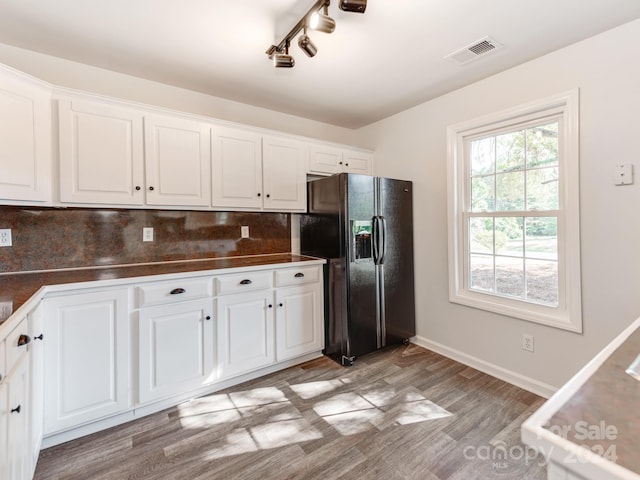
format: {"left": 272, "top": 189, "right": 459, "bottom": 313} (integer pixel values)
{"left": 379, "top": 177, "right": 416, "bottom": 343}
{"left": 346, "top": 174, "right": 380, "bottom": 358}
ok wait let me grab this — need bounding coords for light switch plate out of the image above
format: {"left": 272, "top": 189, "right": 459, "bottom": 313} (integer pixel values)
{"left": 614, "top": 164, "right": 634, "bottom": 186}
{"left": 241, "top": 226, "right": 249, "bottom": 238}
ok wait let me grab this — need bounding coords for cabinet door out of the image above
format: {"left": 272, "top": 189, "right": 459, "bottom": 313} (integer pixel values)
{"left": 275, "top": 285, "right": 323, "bottom": 361}
{"left": 138, "top": 299, "right": 215, "bottom": 404}
{"left": 211, "top": 127, "right": 263, "bottom": 209}
{"left": 0, "top": 381, "right": 8, "bottom": 480}
{"left": 58, "top": 98, "right": 144, "bottom": 205}
{"left": 28, "top": 304, "right": 44, "bottom": 471}
{"left": 0, "top": 68, "right": 51, "bottom": 202}
{"left": 43, "top": 289, "right": 130, "bottom": 434}
{"left": 343, "top": 150, "right": 373, "bottom": 175}
{"left": 217, "top": 290, "right": 275, "bottom": 378}
{"left": 7, "top": 355, "right": 30, "bottom": 480}
{"left": 262, "top": 136, "right": 307, "bottom": 211}
{"left": 144, "top": 115, "right": 211, "bottom": 207}
{"left": 308, "top": 144, "right": 342, "bottom": 175}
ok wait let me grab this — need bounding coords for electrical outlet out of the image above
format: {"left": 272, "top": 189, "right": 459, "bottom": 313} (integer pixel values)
{"left": 143, "top": 227, "right": 154, "bottom": 242}
{"left": 522, "top": 334, "right": 534, "bottom": 352}
{"left": 241, "top": 226, "right": 249, "bottom": 238}
{"left": 0, "top": 229, "right": 12, "bottom": 247}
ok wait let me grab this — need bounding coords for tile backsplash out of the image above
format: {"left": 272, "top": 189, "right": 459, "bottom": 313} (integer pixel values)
{"left": 0, "top": 207, "right": 291, "bottom": 273}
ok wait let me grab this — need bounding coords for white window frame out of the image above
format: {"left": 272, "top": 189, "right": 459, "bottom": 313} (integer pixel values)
{"left": 447, "top": 90, "right": 582, "bottom": 332}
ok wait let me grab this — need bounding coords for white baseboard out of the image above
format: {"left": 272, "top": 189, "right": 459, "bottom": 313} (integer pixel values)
{"left": 412, "top": 335, "right": 557, "bottom": 399}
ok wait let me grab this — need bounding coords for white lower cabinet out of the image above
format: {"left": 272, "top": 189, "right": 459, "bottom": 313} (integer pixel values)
{"left": 28, "top": 305, "right": 44, "bottom": 475}
{"left": 275, "top": 284, "right": 323, "bottom": 362}
{"left": 7, "top": 354, "right": 30, "bottom": 480}
{"left": 217, "top": 290, "right": 275, "bottom": 378}
{"left": 138, "top": 299, "right": 215, "bottom": 404}
{"left": 43, "top": 289, "right": 130, "bottom": 435}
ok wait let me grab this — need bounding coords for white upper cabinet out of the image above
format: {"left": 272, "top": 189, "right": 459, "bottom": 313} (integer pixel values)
{"left": 211, "top": 126, "right": 263, "bottom": 209}
{"left": 144, "top": 115, "right": 211, "bottom": 207}
{"left": 308, "top": 144, "right": 373, "bottom": 176}
{"left": 343, "top": 149, "right": 374, "bottom": 175}
{"left": 58, "top": 98, "right": 145, "bottom": 205}
{"left": 262, "top": 136, "right": 307, "bottom": 211}
{"left": 308, "top": 144, "right": 342, "bottom": 175}
{"left": 211, "top": 128, "right": 306, "bottom": 211}
{"left": 0, "top": 67, "right": 51, "bottom": 203}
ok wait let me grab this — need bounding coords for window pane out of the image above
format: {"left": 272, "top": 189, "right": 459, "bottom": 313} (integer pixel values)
{"left": 526, "top": 123, "right": 558, "bottom": 168}
{"left": 496, "top": 131, "right": 525, "bottom": 173}
{"left": 495, "top": 256, "right": 524, "bottom": 298}
{"left": 527, "top": 167, "right": 559, "bottom": 210}
{"left": 525, "top": 217, "right": 557, "bottom": 261}
{"left": 495, "top": 217, "right": 523, "bottom": 257}
{"left": 470, "top": 254, "right": 494, "bottom": 292}
{"left": 496, "top": 171, "right": 524, "bottom": 211}
{"left": 471, "top": 176, "right": 495, "bottom": 211}
{"left": 526, "top": 259, "right": 558, "bottom": 306}
{"left": 470, "top": 137, "right": 495, "bottom": 176}
{"left": 469, "top": 217, "right": 494, "bottom": 254}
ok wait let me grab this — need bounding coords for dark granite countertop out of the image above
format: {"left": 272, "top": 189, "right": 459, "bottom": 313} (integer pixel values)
{"left": 544, "top": 326, "right": 640, "bottom": 475}
{"left": 0, "top": 253, "right": 323, "bottom": 324}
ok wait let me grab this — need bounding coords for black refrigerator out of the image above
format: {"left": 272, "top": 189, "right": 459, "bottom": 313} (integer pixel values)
{"left": 300, "top": 173, "right": 415, "bottom": 366}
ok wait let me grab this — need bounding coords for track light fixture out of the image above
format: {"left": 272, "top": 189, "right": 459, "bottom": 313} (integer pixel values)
{"left": 339, "top": 0, "right": 367, "bottom": 13}
{"left": 309, "top": 4, "right": 336, "bottom": 34}
{"left": 298, "top": 27, "right": 318, "bottom": 58}
{"left": 266, "top": 0, "right": 366, "bottom": 68}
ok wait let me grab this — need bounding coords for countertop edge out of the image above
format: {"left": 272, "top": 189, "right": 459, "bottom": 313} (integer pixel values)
{"left": 0, "top": 254, "right": 326, "bottom": 333}
{"left": 521, "top": 316, "right": 640, "bottom": 480}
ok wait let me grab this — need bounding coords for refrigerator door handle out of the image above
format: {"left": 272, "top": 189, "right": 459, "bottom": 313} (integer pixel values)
{"left": 372, "top": 216, "right": 380, "bottom": 264}
{"left": 379, "top": 216, "right": 387, "bottom": 265}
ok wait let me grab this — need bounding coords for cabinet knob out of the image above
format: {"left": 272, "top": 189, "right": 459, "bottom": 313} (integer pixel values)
{"left": 240, "top": 279, "right": 252, "bottom": 285}
{"left": 278, "top": 303, "right": 283, "bottom": 307}
{"left": 205, "top": 315, "right": 211, "bottom": 321}
{"left": 170, "top": 288, "right": 186, "bottom": 295}
{"left": 266, "top": 194, "right": 270, "bottom": 198}
{"left": 135, "top": 186, "right": 141, "bottom": 191}
{"left": 294, "top": 272, "right": 304, "bottom": 278}
{"left": 345, "top": 163, "right": 349, "bottom": 167}
{"left": 34, "top": 333, "right": 44, "bottom": 341}
{"left": 17, "top": 334, "right": 31, "bottom": 347}
{"left": 268, "top": 304, "right": 273, "bottom": 308}
{"left": 339, "top": 161, "right": 343, "bottom": 165}
{"left": 149, "top": 186, "right": 155, "bottom": 191}
{"left": 257, "top": 193, "right": 261, "bottom": 197}
{"left": 11, "top": 405, "right": 21, "bottom": 414}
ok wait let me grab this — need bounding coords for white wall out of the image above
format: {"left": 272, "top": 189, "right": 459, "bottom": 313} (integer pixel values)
{"left": 356, "top": 19, "right": 640, "bottom": 392}
{"left": 0, "top": 43, "right": 357, "bottom": 146}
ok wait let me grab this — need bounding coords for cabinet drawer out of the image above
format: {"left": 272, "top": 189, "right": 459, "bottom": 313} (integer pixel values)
{"left": 215, "top": 271, "right": 272, "bottom": 295}
{"left": 136, "top": 277, "right": 212, "bottom": 308}
{"left": 6, "top": 317, "right": 30, "bottom": 373}
{"left": 275, "top": 265, "right": 321, "bottom": 287}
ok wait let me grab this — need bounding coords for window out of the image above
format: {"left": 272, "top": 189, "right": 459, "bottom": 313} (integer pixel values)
{"left": 447, "top": 91, "right": 582, "bottom": 332}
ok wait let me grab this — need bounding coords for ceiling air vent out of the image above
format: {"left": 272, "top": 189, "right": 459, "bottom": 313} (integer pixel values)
{"left": 446, "top": 36, "right": 503, "bottom": 65}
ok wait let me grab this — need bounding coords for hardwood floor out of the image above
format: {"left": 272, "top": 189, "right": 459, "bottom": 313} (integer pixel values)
{"left": 34, "top": 344, "right": 547, "bottom": 479}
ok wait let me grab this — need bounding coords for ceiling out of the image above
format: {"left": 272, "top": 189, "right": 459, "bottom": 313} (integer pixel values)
{"left": 0, "top": 1, "right": 639, "bottom": 129}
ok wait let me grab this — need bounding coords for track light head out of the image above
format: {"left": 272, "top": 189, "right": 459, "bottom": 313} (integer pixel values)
{"left": 298, "top": 33, "right": 318, "bottom": 58}
{"left": 339, "top": 0, "right": 366, "bottom": 13}
{"left": 309, "top": 5, "right": 336, "bottom": 34}
{"left": 272, "top": 43, "right": 295, "bottom": 68}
